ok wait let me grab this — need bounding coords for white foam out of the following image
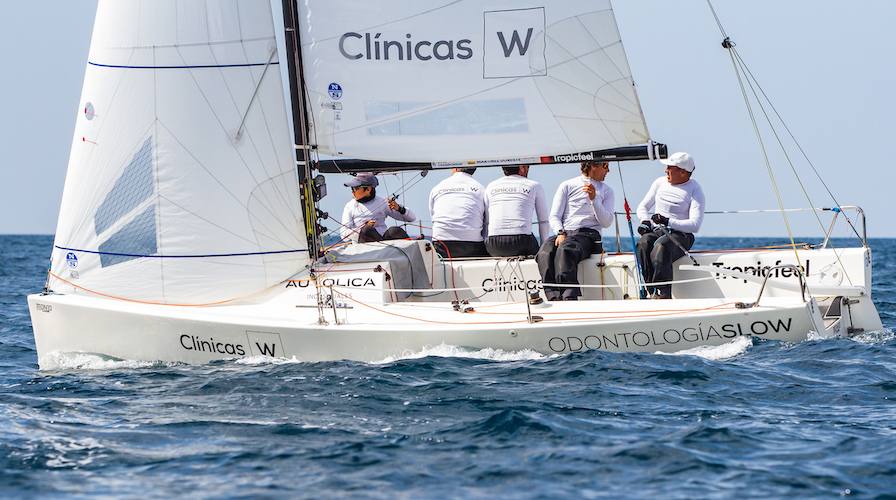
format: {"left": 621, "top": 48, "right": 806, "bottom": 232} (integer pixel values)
{"left": 807, "top": 329, "right": 828, "bottom": 341}
{"left": 234, "top": 355, "right": 303, "bottom": 366}
{"left": 373, "top": 343, "right": 549, "bottom": 364}
{"left": 45, "top": 436, "right": 104, "bottom": 468}
{"left": 849, "top": 328, "right": 895, "bottom": 344}
{"left": 39, "top": 351, "right": 162, "bottom": 371}
{"left": 660, "top": 336, "right": 753, "bottom": 361}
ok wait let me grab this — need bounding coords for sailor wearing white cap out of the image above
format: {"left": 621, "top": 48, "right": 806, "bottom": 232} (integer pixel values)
{"left": 483, "top": 165, "right": 550, "bottom": 257}
{"left": 536, "top": 160, "right": 615, "bottom": 301}
{"left": 429, "top": 168, "right": 488, "bottom": 258}
{"left": 635, "top": 152, "right": 706, "bottom": 299}
{"left": 340, "top": 172, "right": 416, "bottom": 243}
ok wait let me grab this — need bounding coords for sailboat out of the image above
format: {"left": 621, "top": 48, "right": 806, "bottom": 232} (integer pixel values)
{"left": 28, "top": 0, "right": 882, "bottom": 368}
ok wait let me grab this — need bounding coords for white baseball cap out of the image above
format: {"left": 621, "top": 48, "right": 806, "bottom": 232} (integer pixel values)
{"left": 659, "top": 152, "right": 695, "bottom": 173}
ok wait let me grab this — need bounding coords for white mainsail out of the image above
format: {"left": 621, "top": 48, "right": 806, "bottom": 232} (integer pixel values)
{"left": 296, "top": 0, "right": 650, "bottom": 163}
{"left": 49, "top": 0, "right": 307, "bottom": 304}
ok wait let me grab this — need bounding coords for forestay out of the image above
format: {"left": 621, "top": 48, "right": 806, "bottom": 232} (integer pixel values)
{"left": 296, "top": 0, "right": 650, "bottom": 164}
{"left": 49, "top": 0, "right": 307, "bottom": 304}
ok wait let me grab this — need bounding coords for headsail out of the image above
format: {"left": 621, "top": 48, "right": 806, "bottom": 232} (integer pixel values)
{"left": 296, "top": 0, "right": 651, "bottom": 164}
{"left": 49, "top": 0, "right": 307, "bottom": 304}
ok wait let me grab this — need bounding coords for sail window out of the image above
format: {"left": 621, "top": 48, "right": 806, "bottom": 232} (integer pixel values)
{"left": 366, "top": 99, "right": 528, "bottom": 136}
{"left": 94, "top": 137, "right": 154, "bottom": 235}
{"left": 98, "top": 206, "right": 158, "bottom": 267}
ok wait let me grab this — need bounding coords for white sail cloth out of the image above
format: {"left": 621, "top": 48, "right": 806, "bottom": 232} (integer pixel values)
{"left": 296, "top": 0, "right": 650, "bottom": 163}
{"left": 49, "top": 0, "right": 307, "bottom": 304}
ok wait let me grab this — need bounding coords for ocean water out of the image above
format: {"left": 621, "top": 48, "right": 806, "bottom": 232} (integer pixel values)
{"left": 1, "top": 235, "right": 894, "bottom": 498}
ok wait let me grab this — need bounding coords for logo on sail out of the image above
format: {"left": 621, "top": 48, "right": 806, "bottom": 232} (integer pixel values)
{"left": 328, "top": 83, "right": 343, "bottom": 100}
{"left": 338, "top": 32, "right": 473, "bottom": 61}
{"left": 66, "top": 252, "right": 78, "bottom": 268}
{"left": 483, "top": 7, "right": 546, "bottom": 78}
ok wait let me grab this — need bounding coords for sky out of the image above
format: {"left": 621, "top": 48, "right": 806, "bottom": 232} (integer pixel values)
{"left": 1, "top": 1, "right": 893, "bottom": 238}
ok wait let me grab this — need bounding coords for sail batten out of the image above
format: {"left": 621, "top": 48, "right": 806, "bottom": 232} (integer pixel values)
{"left": 295, "top": 0, "right": 650, "bottom": 164}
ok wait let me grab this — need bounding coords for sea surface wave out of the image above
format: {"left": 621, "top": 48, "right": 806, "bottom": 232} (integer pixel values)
{"left": 2, "top": 236, "right": 894, "bottom": 498}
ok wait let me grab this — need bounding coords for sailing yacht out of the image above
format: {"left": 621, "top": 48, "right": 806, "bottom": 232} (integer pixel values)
{"left": 28, "top": 0, "right": 882, "bottom": 368}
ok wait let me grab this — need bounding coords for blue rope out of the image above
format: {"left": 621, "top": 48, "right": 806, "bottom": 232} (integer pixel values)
{"left": 88, "top": 61, "right": 279, "bottom": 70}
{"left": 55, "top": 245, "right": 307, "bottom": 259}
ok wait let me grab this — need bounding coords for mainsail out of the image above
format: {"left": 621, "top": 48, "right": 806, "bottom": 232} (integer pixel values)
{"left": 49, "top": 0, "right": 307, "bottom": 304}
{"left": 296, "top": 0, "right": 651, "bottom": 164}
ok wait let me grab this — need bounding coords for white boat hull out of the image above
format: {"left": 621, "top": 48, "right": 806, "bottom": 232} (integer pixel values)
{"left": 29, "top": 291, "right": 822, "bottom": 368}
{"left": 29, "top": 243, "right": 882, "bottom": 368}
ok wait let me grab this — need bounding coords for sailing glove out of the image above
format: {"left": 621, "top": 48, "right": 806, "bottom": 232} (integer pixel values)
{"left": 651, "top": 214, "right": 670, "bottom": 226}
{"left": 637, "top": 220, "right": 652, "bottom": 235}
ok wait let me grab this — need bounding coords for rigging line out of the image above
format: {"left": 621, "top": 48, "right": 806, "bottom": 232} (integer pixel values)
{"left": 731, "top": 52, "right": 863, "bottom": 242}
{"left": 234, "top": 47, "right": 277, "bottom": 140}
{"left": 46, "top": 270, "right": 296, "bottom": 308}
{"left": 726, "top": 46, "right": 802, "bottom": 267}
{"left": 736, "top": 52, "right": 827, "bottom": 234}
{"left": 237, "top": 29, "right": 297, "bottom": 225}
{"left": 616, "top": 162, "right": 648, "bottom": 298}
{"left": 202, "top": 44, "right": 295, "bottom": 222}
{"left": 172, "top": 49, "right": 299, "bottom": 241}
{"left": 706, "top": 1, "right": 801, "bottom": 266}
{"left": 705, "top": 0, "right": 729, "bottom": 39}
{"left": 734, "top": 50, "right": 855, "bottom": 286}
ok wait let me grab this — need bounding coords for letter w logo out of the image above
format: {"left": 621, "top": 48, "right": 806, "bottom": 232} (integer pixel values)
{"left": 483, "top": 8, "right": 546, "bottom": 79}
{"left": 496, "top": 28, "right": 534, "bottom": 57}
{"left": 255, "top": 342, "right": 277, "bottom": 357}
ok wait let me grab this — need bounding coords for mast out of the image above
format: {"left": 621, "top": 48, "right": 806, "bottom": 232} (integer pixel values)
{"left": 281, "top": 0, "right": 321, "bottom": 259}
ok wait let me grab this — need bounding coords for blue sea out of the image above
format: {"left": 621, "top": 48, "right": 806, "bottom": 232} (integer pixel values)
{"left": 1, "top": 235, "right": 894, "bottom": 498}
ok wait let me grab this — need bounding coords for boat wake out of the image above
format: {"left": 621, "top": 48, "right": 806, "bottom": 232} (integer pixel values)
{"left": 660, "top": 336, "right": 753, "bottom": 361}
{"left": 373, "top": 343, "right": 550, "bottom": 364}
{"left": 231, "top": 344, "right": 550, "bottom": 366}
{"left": 40, "top": 351, "right": 170, "bottom": 371}
{"left": 849, "top": 328, "right": 896, "bottom": 344}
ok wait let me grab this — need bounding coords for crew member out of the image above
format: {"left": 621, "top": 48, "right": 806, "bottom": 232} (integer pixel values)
{"left": 429, "top": 168, "right": 488, "bottom": 258}
{"left": 341, "top": 172, "right": 416, "bottom": 243}
{"left": 635, "top": 152, "right": 705, "bottom": 299}
{"left": 537, "top": 161, "right": 615, "bottom": 301}
{"left": 483, "top": 165, "right": 549, "bottom": 257}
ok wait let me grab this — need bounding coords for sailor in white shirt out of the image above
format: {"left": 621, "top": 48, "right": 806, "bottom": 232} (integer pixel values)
{"left": 340, "top": 172, "right": 416, "bottom": 243}
{"left": 635, "top": 152, "right": 706, "bottom": 299}
{"left": 483, "top": 165, "right": 549, "bottom": 257}
{"left": 429, "top": 168, "right": 488, "bottom": 258}
{"left": 536, "top": 161, "right": 615, "bottom": 301}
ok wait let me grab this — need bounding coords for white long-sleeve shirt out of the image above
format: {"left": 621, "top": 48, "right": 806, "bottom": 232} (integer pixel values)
{"left": 429, "top": 172, "right": 488, "bottom": 242}
{"left": 636, "top": 177, "right": 705, "bottom": 234}
{"left": 549, "top": 175, "right": 615, "bottom": 233}
{"left": 484, "top": 175, "right": 550, "bottom": 241}
{"left": 340, "top": 196, "right": 416, "bottom": 242}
